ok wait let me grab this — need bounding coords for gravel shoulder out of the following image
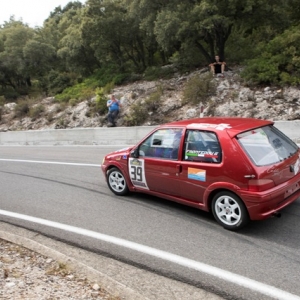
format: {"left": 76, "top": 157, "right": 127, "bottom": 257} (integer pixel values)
{"left": 0, "top": 222, "right": 223, "bottom": 300}
{"left": 0, "top": 238, "right": 117, "bottom": 300}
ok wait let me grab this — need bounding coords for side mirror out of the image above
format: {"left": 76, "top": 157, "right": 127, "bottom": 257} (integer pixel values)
{"left": 130, "top": 148, "right": 139, "bottom": 158}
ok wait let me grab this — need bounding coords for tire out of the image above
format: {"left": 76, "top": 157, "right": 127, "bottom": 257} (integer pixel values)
{"left": 107, "top": 167, "right": 129, "bottom": 196}
{"left": 212, "top": 191, "right": 249, "bottom": 231}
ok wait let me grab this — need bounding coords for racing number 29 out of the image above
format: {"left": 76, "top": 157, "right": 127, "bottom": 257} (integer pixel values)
{"left": 130, "top": 165, "right": 143, "bottom": 182}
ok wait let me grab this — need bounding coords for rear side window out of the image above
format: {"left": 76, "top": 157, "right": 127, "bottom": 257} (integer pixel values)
{"left": 184, "top": 130, "right": 222, "bottom": 163}
{"left": 237, "top": 125, "right": 298, "bottom": 166}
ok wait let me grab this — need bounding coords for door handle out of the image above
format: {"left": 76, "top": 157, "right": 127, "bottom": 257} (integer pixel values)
{"left": 176, "top": 164, "right": 182, "bottom": 175}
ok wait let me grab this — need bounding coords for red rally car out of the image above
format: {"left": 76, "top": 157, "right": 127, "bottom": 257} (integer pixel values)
{"left": 101, "top": 117, "right": 300, "bottom": 230}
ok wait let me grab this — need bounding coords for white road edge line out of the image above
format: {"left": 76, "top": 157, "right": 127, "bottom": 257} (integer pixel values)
{"left": 0, "top": 209, "right": 299, "bottom": 300}
{"left": 0, "top": 158, "right": 100, "bottom": 167}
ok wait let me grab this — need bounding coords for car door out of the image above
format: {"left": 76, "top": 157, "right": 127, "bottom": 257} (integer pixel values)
{"left": 177, "top": 129, "right": 223, "bottom": 203}
{"left": 136, "top": 128, "right": 184, "bottom": 197}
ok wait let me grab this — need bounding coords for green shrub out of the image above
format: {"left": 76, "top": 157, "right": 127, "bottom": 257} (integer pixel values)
{"left": 14, "top": 100, "right": 30, "bottom": 118}
{"left": 69, "top": 98, "right": 81, "bottom": 106}
{"left": 123, "top": 100, "right": 149, "bottom": 126}
{"left": 56, "top": 118, "right": 67, "bottom": 128}
{"left": 29, "top": 104, "right": 45, "bottom": 120}
{"left": 95, "top": 88, "right": 109, "bottom": 115}
{"left": 47, "top": 71, "right": 73, "bottom": 95}
{"left": 102, "top": 82, "right": 114, "bottom": 95}
{"left": 143, "top": 66, "right": 176, "bottom": 81}
{"left": 242, "top": 25, "right": 300, "bottom": 85}
{"left": 93, "top": 65, "right": 131, "bottom": 86}
{"left": 85, "top": 82, "right": 115, "bottom": 117}
{"left": 144, "top": 86, "right": 163, "bottom": 112}
{"left": 55, "top": 81, "right": 95, "bottom": 103}
{"left": 182, "top": 73, "right": 216, "bottom": 105}
{"left": 0, "top": 96, "right": 5, "bottom": 106}
{"left": 242, "top": 57, "right": 280, "bottom": 85}
{"left": 3, "top": 90, "right": 20, "bottom": 101}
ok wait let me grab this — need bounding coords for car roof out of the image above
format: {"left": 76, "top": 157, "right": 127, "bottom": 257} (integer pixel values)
{"left": 160, "top": 117, "right": 273, "bottom": 137}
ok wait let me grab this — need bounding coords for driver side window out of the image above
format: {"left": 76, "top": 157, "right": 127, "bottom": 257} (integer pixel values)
{"left": 139, "top": 128, "right": 183, "bottom": 159}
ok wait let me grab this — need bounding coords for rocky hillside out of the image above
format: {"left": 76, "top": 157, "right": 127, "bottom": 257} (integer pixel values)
{"left": 1, "top": 67, "right": 300, "bottom": 132}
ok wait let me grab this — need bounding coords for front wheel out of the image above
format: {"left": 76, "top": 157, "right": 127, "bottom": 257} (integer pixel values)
{"left": 107, "top": 167, "right": 129, "bottom": 196}
{"left": 212, "top": 191, "right": 249, "bottom": 231}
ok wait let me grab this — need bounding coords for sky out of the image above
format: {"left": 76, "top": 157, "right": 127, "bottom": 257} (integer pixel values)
{"left": 0, "top": 0, "right": 85, "bottom": 27}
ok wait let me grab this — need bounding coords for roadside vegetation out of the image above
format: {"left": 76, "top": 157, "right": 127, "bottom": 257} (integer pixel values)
{"left": 1, "top": 0, "right": 300, "bottom": 123}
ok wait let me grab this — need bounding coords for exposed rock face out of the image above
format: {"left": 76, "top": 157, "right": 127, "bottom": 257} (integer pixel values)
{"left": 0, "top": 68, "right": 299, "bottom": 132}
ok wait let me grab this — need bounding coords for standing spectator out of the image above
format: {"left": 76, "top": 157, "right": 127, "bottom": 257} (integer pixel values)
{"left": 107, "top": 94, "right": 121, "bottom": 127}
{"left": 209, "top": 55, "right": 226, "bottom": 77}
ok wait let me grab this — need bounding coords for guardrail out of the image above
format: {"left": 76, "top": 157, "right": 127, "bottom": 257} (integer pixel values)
{"left": 0, "top": 121, "right": 299, "bottom": 146}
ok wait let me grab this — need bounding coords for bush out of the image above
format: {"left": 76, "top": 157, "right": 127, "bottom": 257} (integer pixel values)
{"left": 123, "top": 100, "right": 149, "bottom": 126}
{"left": 94, "top": 88, "right": 108, "bottom": 115}
{"left": 242, "top": 25, "right": 300, "bottom": 85}
{"left": 0, "top": 96, "right": 5, "bottom": 106}
{"left": 54, "top": 81, "right": 95, "bottom": 103}
{"left": 3, "top": 90, "right": 20, "bottom": 101}
{"left": 93, "top": 65, "right": 131, "bottom": 86}
{"left": 29, "top": 104, "right": 45, "bottom": 120}
{"left": 14, "top": 100, "right": 30, "bottom": 118}
{"left": 143, "top": 66, "right": 176, "bottom": 81}
{"left": 182, "top": 73, "right": 216, "bottom": 105}
{"left": 143, "top": 86, "right": 163, "bottom": 112}
{"left": 47, "top": 71, "right": 74, "bottom": 95}
{"left": 123, "top": 86, "right": 164, "bottom": 126}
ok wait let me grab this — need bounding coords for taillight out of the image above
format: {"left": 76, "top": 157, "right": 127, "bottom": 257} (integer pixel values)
{"left": 248, "top": 179, "right": 275, "bottom": 192}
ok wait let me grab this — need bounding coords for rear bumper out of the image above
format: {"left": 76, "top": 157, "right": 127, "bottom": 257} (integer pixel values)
{"left": 240, "top": 177, "right": 300, "bottom": 220}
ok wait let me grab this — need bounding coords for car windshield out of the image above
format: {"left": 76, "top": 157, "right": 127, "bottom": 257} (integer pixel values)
{"left": 237, "top": 125, "right": 298, "bottom": 166}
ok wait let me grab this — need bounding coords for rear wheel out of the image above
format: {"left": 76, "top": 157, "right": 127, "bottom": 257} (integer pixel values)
{"left": 107, "top": 167, "right": 129, "bottom": 196}
{"left": 212, "top": 191, "right": 249, "bottom": 231}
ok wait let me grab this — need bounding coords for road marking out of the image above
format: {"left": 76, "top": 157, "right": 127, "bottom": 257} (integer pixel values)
{"left": 0, "top": 158, "right": 100, "bottom": 167}
{"left": 1, "top": 209, "right": 299, "bottom": 300}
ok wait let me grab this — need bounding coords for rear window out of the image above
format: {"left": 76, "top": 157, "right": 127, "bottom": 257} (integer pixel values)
{"left": 237, "top": 125, "right": 298, "bottom": 166}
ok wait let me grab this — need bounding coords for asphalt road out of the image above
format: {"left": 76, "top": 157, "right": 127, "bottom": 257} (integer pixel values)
{"left": 1, "top": 146, "right": 300, "bottom": 300}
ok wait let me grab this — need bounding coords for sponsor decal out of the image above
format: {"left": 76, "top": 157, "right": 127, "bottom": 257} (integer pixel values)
{"left": 187, "top": 123, "right": 231, "bottom": 130}
{"left": 130, "top": 159, "right": 142, "bottom": 166}
{"left": 186, "top": 150, "right": 219, "bottom": 158}
{"left": 188, "top": 167, "right": 206, "bottom": 182}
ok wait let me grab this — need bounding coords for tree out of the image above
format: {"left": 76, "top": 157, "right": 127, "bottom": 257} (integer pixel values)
{"left": 0, "top": 20, "right": 35, "bottom": 92}
{"left": 56, "top": 3, "right": 100, "bottom": 76}
{"left": 82, "top": 0, "right": 164, "bottom": 73}
{"left": 154, "top": 0, "right": 289, "bottom": 64}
